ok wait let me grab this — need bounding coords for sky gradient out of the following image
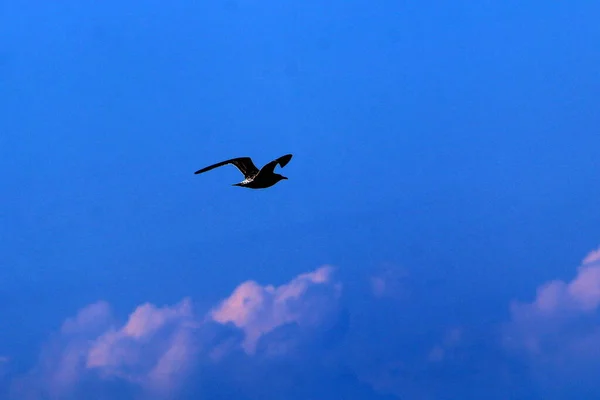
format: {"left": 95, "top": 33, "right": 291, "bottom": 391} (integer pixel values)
{"left": 1, "top": 1, "right": 600, "bottom": 399}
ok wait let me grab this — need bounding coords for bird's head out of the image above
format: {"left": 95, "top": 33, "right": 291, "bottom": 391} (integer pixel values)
{"left": 275, "top": 174, "right": 288, "bottom": 182}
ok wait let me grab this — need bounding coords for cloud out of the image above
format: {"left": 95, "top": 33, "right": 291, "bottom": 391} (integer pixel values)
{"left": 12, "top": 299, "right": 199, "bottom": 399}
{"left": 10, "top": 301, "right": 114, "bottom": 399}
{"left": 504, "top": 246, "right": 600, "bottom": 397}
{"left": 14, "top": 249, "right": 600, "bottom": 400}
{"left": 12, "top": 266, "right": 347, "bottom": 400}
{"left": 427, "top": 327, "right": 462, "bottom": 363}
{"left": 369, "top": 264, "right": 409, "bottom": 299}
{"left": 60, "top": 301, "right": 113, "bottom": 336}
{"left": 86, "top": 297, "right": 199, "bottom": 395}
{"left": 0, "top": 356, "right": 8, "bottom": 381}
{"left": 209, "top": 265, "right": 342, "bottom": 354}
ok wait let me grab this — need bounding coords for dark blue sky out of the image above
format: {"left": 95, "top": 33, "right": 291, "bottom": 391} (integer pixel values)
{"left": 1, "top": 1, "right": 599, "bottom": 399}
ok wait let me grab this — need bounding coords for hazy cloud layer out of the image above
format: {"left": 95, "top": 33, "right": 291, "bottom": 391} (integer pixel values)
{"left": 9, "top": 266, "right": 349, "bottom": 399}
{"left": 6, "top": 248, "right": 600, "bottom": 399}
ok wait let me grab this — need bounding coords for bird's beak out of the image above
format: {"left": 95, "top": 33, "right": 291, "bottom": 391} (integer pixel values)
{"left": 282, "top": 176, "right": 288, "bottom": 180}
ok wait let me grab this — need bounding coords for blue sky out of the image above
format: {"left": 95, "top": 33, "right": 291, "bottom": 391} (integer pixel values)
{"left": 1, "top": 1, "right": 600, "bottom": 399}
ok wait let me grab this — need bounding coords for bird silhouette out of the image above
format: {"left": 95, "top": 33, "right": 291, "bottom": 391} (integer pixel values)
{"left": 194, "top": 154, "right": 293, "bottom": 189}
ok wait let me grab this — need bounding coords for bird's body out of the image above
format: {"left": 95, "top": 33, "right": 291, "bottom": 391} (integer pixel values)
{"left": 194, "top": 154, "right": 293, "bottom": 189}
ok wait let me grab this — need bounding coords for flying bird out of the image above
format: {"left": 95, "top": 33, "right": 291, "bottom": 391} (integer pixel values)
{"left": 194, "top": 153, "right": 293, "bottom": 189}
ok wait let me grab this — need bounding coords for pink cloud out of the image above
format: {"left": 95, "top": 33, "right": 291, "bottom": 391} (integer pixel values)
{"left": 504, "top": 245, "right": 600, "bottom": 392}
{"left": 13, "top": 266, "right": 344, "bottom": 398}
{"left": 209, "top": 266, "right": 342, "bottom": 354}
{"left": 10, "top": 301, "right": 115, "bottom": 399}
{"left": 427, "top": 327, "right": 462, "bottom": 363}
{"left": 583, "top": 247, "right": 600, "bottom": 264}
{"left": 508, "top": 248, "right": 600, "bottom": 322}
{"left": 60, "top": 301, "right": 113, "bottom": 335}
{"left": 369, "top": 264, "right": 409, "bottom": 299}
{"left": 49, "top": 301, "right": 115, "bottom": 394}
{"left": 0, "top": 356, "right": 9, "bottom": 380}
{"left": 85, "top": 297, "right": 199, "bottom": 395}
{"left": 12, "top": 299, "right": 199, "bottom": 399}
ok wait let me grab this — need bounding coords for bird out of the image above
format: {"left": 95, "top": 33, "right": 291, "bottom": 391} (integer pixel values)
{"left": 194, "top": 153, "right": 293, "bottom": 189}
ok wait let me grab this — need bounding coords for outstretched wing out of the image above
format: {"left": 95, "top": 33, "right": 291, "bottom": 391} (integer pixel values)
{"left": 194, "top": 157, "right": 259, "bottom": 178}
{"left": 260, "top": 153, "right": 293, "bottom": 174}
